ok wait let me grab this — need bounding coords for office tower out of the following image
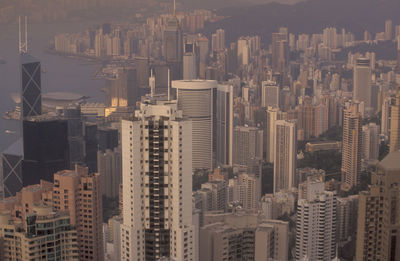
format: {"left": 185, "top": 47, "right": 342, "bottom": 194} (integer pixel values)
{"left": 271, "top": 32, "right": 288, "bottom": 72}
{"left": 173, "top": 80, "right": 217, "bottom": 170}
{"left": 297, "top": 96, "right": 314, "bottom": 139}
{"left": 216, "top": 84, "right": 233, "bottom": 166}
{"left": 57, "top": 106, "right": 85, "bottom": 168}
{"left": 266, "top": 107, "right": 287, "bottom": 163}
{"left": 183, "top": 43, "right": 197, "bottom": 80}
{"left": 233, "top": 126, "right": 263, "bottom": 167}
{"left": 163, "top": 13, "right": 183, "bottom": 80}
{"left": 237, "top": 37, "right": 250, "bottom": 66}
{"left": 355, "top": 151, "right": 400, "bottom": 261}
{"left": 0, "top": 139, "right": 23, "bottom": 198}
{"left": 200, "top": 213, "right": 289, "bottom": 261}
{"left": 361, "top": 123, "right": 380, "bottom": 165}
{"left": 105, "top": 66, "right": 138, "bottom": 108}
{"left": 97, "top": 127, "right": 119, "bottom": 152}
{"left": 385, "top": 19, "right": 393, "bottom": 40}
{"left": 229, "top": 173, "right": 260, "bottom": 210}
{"left": 336, "top": 195, "right": 358, "bottom": 242}
{"left": 151, "top": 63, "right": 170, "bottom": 95}
{"left": 389, "top": 90, "right": 400, "bottom": 152}
{"left": 353, "top": 58, "right": 372, "bottom": 108}
{"left": 261, "top": 81, "right": 279, "bottom": 108}
{"left": 273, "top": 120, "right": 297, "bottom": 194}
{"left": 0, "top": 205, "right": 79, "bottom": 260}
{"left": 296, "top": 179, "right": 337, "bottom": 261}
{"left": 21, "top": 53, "right": 42, "bottom": 118}
{"left": 85, "top": 123, "right": 99, "bottom": 172}
{"left": 341, "top": 105, "right": 362, "bottom": 189}
{"left": 98, "top": 147, "right": 122, "bottom": 198}
{"left": 120, "top": 100, "right": 196, "bottom": 261}
{"left": 53, "top": 166, "right": 104, "bottom": 261}
{"left": 22, "top": 117, "right": 70, "bottom": 186}
{"left": 211, "top": 29, "right": 225, "bottom": 52}
{"left": 201, "top": 180, "right": 227, "bottom": 211}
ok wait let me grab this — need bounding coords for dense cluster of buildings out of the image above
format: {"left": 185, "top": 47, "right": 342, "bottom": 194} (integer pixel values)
{"left": 1, "top": 3, "right": 400, "bottom": 261}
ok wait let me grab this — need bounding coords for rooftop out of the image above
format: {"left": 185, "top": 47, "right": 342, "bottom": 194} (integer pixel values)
{"left": 378, "top": 151, "right": 400, "bottom": 171}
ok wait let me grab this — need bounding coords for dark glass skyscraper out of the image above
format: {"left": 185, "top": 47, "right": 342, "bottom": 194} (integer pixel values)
{"left": 163, "top": 16, "right": 183, "bottom": 80}
{"left": 22, "top": 118, "right": 70, "bottom": 186}
{"left": 21, "top": 53, "right": 42, "bottom": 118}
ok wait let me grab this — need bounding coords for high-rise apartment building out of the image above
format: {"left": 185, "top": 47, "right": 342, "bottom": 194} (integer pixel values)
{"left": 229, "top": 173, "right": 261, "bottom": 210}
{"left": 53, "top": 166, "right": 104, "bottom": 261}
{"left": 296, "top": 179, "right": 337, "bottom": 261}
{"left": 266, "top": 107, "right": 287, "bottom": 163}
{"left": 120, "top": 100, "right": 196, "bottom": 261}
{"left": 361, "top": 123, "right": 380, "bottom": 166}
{"left": 336, "top": 195, "right": 358, "bottom": 242}
{"left": 355, "top": 151, "right": 400, "bottom": 261}
{"left": 0, "top": 205, "right": 79, "bottom": 260}
{"left": 341, "top": 105, "right": 362, "bottom": 189}
{"left": 211, "top": 29, "right": 225, "bottom": 52}
{"left": 173, "top": 80, "right": 217, "bottom": 170}
{"left": 273, "top": 120, "right": 297, "bottom": 194}
{"left": 201, "top": 180, "right": 227, "bottom": 212}
{"left": 200, "top": 213, "right": 289, "bottom": 261}
{"left": 353, "top": 58, "right": 372, "bottom": 109}
{"left": 21, "top": 53, "right": 42, "bottom": 118}
{"left": 233, "top": 126, "right": 263, "bottom": 167}
{"left": 216, "top": 84, "right": 233, "bottom": 166}
{"left": 261, "top": 81, "right": 280, "bottom": 108}
{"left": 97, "top": 147, "right": 122, "bottom": 199}
{"left": 389, "top": 90, "right": 400, "bottom": 152}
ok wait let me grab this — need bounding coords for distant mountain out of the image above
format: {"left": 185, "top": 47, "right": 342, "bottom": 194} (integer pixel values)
{"left": 202, "top": 0, "right": 400, "bottom": 44}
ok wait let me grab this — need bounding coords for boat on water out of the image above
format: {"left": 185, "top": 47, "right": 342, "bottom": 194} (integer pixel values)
{"left": 5, "top": 130, "right": 16, "bottom": 134}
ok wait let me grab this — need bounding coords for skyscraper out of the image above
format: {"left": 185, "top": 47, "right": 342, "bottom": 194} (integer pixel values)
{"left": 266, "top": 107, "right": 287, "bottom": 163}
{"left": 296, "top": 178, "right": 337, "bottom": 261}
{"left": 355, "top": 151, "right": 400, "bottom": 261}
{"left": 211, "top": 29, "right": 225, "bottom": 52}
{"left": 361, "top": 123, "right": 380, "bottom": 166}
{"left": 216, "top": 84, "right": 233, "bottom": 166}
{"left": 21, "top": 53, "right": 42, "bottom": 118}
{"left": 163, "top": 12, "right": 183, "bottom": 80}
{"left": 385, "top": 19, "right": 393, "bottom": 40}
{"left": 261, "top": 81, "right": 280, "bottom": 108}
{"left": 389, "top": 90, "right": 400, "bottom": 152}
{"left": 22, "top": 117, "right": 70, "bottom": 186}
{"left": 183, "top": 43, "right": 197, "bottom": 80}
{"left": 271, "top": 32, "right": 288, "bottom": 72}
{"left": 105, "top": 66, "right": 138, "bottom": 108}
{"left": 173, "top": 80, "right": 217, "bottom": 170}
{"left": 353, "top": 58, "right": 372, "bottom": 109}
{"left": 273, "top": 120, "right": 297, "bottom": 194}
{"left": 120, "top": 100, "right": 196, "bottom": 261}
{"left": 341, "top": 105, "right": 362, "bottom": 189}
{"left": 53, "top": 166, "right": 104, "bottom": 261}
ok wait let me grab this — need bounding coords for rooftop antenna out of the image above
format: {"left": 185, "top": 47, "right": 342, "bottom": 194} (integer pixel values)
{"left": 18, "top": 16, "right": 28, "bottom": 54}
{"left": 168, "top": 68, "right": 171, "bottom": 101}
{"left": 173, "top": 0, "right": 176, "bottom": 17}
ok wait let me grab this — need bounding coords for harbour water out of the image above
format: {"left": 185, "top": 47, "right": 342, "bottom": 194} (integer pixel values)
{"left": 0, "top": 22, "right": 106, "bottom": 151}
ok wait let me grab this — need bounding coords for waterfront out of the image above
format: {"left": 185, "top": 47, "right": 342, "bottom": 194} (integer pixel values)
{"left": 0, "top": 22, "right": 106, "bottom": 151}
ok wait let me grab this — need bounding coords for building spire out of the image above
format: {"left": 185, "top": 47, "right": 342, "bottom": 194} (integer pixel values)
{"left": 173, "top": 0, "right": 176, "bottom": 17}
{"left": 18, "top": 16, "right": 28, "bottom": 54}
